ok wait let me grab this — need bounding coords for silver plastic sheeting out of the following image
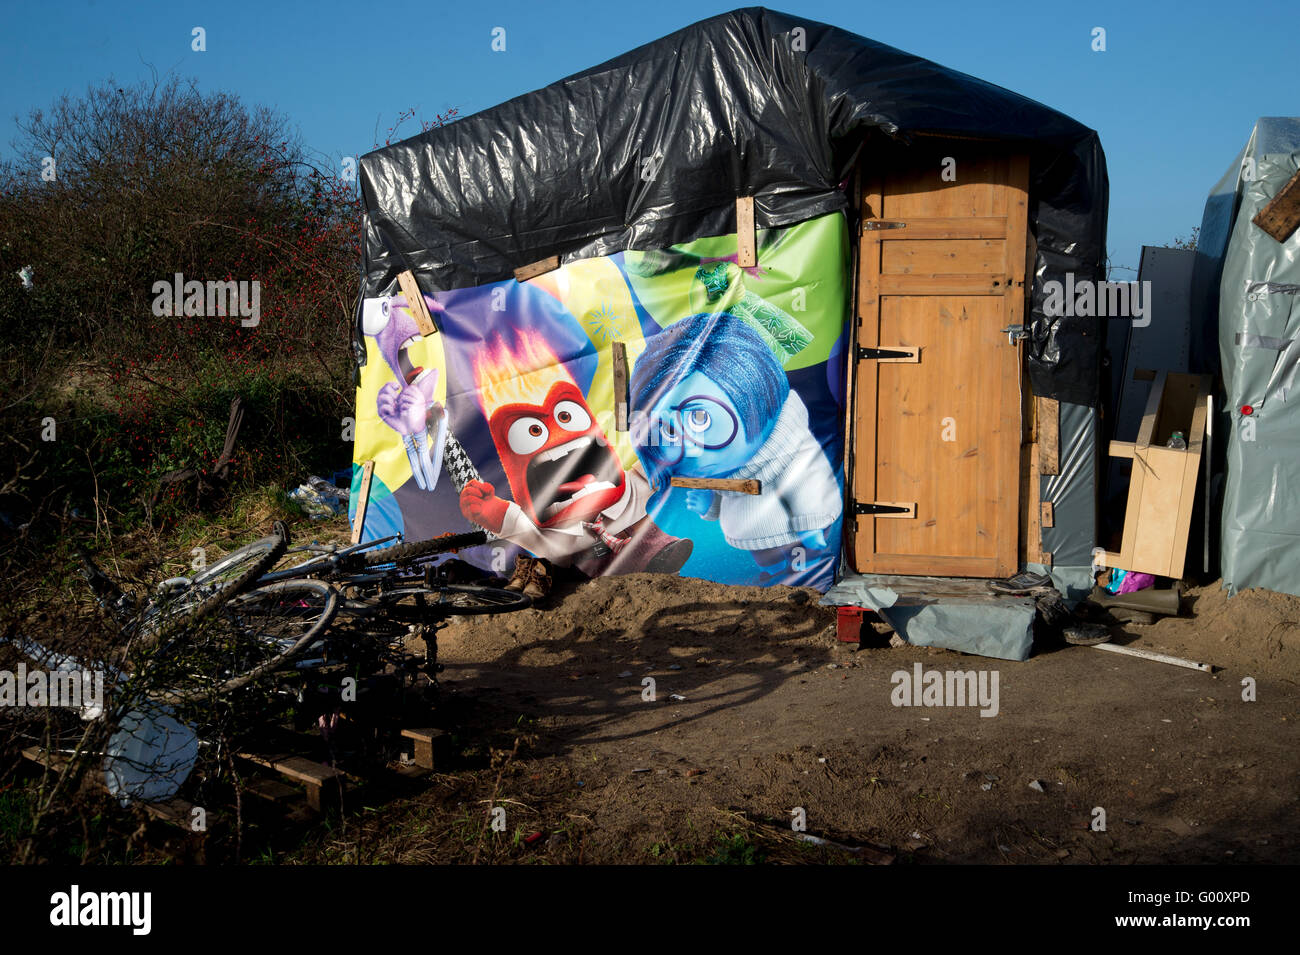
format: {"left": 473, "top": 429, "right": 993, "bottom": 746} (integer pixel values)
{"left": 1040, "top": 400, "right": 1098, "bottom": 592}
{"left": 1218, "top": 124, "right": 1300, "bottom": 597}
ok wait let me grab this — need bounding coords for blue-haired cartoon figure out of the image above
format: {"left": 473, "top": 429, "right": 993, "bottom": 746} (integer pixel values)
{"left": 630, "top": 313, "right": 842, "bottom": 582}
{"left": 360, "top": 293, "right": 448, "bottom": 492}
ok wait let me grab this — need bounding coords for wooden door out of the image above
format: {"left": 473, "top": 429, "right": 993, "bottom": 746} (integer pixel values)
{"left": 850, "top": 150, "right": 1030, "bottom": 577}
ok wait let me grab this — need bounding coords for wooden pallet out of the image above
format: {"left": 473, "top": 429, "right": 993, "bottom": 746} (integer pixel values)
{"left": 1102, "top": 371, "right": 1211, "bottom": 579}
{"left": 236, "top": 750, "right": 344, "bottom": 811}
{"left": 20, "top": 746, "right": 203, "bottom": 833}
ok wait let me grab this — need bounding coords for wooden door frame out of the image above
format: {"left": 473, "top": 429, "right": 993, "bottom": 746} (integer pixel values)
{"left": 845, "top": 147, "right": 1031, "bottom": 578}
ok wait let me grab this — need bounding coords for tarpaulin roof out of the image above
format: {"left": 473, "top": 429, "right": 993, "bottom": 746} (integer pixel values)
{"left": 358, "top": 6, "right": 1108, "bottom": 404}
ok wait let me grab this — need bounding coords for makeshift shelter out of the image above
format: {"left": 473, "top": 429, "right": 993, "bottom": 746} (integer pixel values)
{"left": 349, "top": 7, "right": 1108, "bottom": 616}
{"left": 1191, "top": 117, "right": 1300, "bottom": 597}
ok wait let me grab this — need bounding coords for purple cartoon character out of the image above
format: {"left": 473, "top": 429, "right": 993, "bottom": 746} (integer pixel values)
{"left": 361, "top": 293, "right": 447, "bottom": 491}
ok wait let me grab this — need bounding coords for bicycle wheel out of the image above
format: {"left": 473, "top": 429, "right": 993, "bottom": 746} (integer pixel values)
{"left": 154, "top": 578, "right": 339, "bottom": 702}
{"left": 154, "top": 522, "right": 291, "bottom": 633}
{"left": 366, "top": 583, "right": 531, "bottom": 621}
{"left": 191, "top": 522, "right": 290, "bottom": 591}
{"left": 361, "top": 530, "right": 488, "bottom": 567}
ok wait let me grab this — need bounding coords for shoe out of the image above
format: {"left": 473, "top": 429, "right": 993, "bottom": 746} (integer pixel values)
{"left": 990, "top": 571, "right": 1053, "bottom": 595}
{"left": 1034, "top": 591, "right": 1071, "bottom": 628}
{"left": 505, "top": 555, "right": 534, "bottom": 593}
{"left": 522, "top": 561, "right": 551, "bottom": 600}
{"left": 1064, "top": 622, "right": 1111, "bottom": 646}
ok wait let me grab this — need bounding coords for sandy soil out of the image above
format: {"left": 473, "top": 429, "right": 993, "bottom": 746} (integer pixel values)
{"left": 292, "top": 572, "right": 1298, "bottom": 865}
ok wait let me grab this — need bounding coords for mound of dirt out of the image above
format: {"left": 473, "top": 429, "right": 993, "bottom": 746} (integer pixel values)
{"left": 439, "top": 572, "right": 838, "bottom": 672}
{"left": 1129, "top": 581, "right": 1300, "bottom": 684}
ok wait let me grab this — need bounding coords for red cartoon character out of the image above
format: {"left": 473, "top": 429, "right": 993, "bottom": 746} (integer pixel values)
{"left": 459, "top": 330, "right": 691, "bottom": 577}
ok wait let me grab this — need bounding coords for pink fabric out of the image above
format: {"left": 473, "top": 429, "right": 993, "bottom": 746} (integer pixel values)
{"left": 1116, "top": 571, "right": 1156, "bottom": 594}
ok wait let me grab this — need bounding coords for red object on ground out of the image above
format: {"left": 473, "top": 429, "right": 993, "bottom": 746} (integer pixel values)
{"left": 836, "top": 606, "right": 867, "bottom": 643}
{"left": 524, "top": 831, "right": 544, "bottom": 845}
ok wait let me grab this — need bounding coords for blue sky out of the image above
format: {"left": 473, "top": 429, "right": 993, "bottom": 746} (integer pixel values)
{"left": 1, "top": 0, "right": 1294, "bottom": 273}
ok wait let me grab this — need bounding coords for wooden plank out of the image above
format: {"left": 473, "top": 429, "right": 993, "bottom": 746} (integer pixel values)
{"left": 243, "top": 778, "right": 298, "bottom": 803}
{"left": 1252, "top": 167, "right": 1300, "bottom": 243}
{"left": 1135, "top": 370, "right": 1168, "bottom": 448}
{"left": 993, "top": 153, "right": 1030, "bottom": 577}
{"left": 866, "top": 216, "right": 1008, "bottom": 240}
{"left": 1040, "top": 501, "right": 1054, "bottom": 528}
{"left": 514, "top": 256, "right": 561, "bottom": 283}
{"left": 611, "top": 341, "right": 629, "bottom": 432}
{"left": 669, "top": 476, "right": 761, "bottom": 495}
{"left": 736, "top": 196, "right": 756, "bottom": 268}
{"left": 877, "top": 274, "right": 1010, "bottom": 295}
{"left": 881, "top": 239, "right": 1005, "bottom": 275}
{"left": 401, "top": 727, "right": 447, "bottom": 771}
{"left": 1026, "top": 443, "right": 1044, "bottom": 564}
{"left": 1165, "top": 375, "right": 1212, "bottom": 579}
{"left": 238, "top": 752, "right": 343, "bottom": 812}
{"left": 395, "top": 270, "right": 437, "bottom": 336}
{"left": 1108, "top": 441, "right": 1137, "bottom": 459}
{"left": 350, "top": 460, "right": 374, "bottom": 545}
{"left": 1037, "top": 397, "right": 1059, "bottom": 475}
{"left": 851, "top": 180, "right": 883, "bottom": 571}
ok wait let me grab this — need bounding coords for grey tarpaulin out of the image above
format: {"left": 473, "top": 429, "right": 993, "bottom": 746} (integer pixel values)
{"left": 1039, "top": 400, "right": 1098, "bottom": 598}
{"left": 1214, "top": 120, "right": 1300, "bottom": 597}
{"left": 357, "top": 6, "right": 1108, "bottom": 405}
{"left": 822, "top": 576, "right": 1035, "bottom": 661}
{"left": 1191, "top": 118, "right": 1300, "bottom": 378}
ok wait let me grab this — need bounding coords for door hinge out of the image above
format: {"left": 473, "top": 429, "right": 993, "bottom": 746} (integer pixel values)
{"left": 857, "top": 346, "right": 919, "bottom": 362}
{"left": 1001, "top": 324, "right": 1028, "bottom": 345}
{"left": 861, "top": 220, "right": 907, "bottom": 232}
{"left": 853, "top": 501, "right": 916, "bottom": 518}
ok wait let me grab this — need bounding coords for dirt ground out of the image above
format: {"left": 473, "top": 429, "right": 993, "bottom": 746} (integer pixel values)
{"left": 290, "top": 572, "right": 1299, "bottom": 865}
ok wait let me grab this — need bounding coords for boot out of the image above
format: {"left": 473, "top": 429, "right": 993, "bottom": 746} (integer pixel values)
{"left": 505, "top": 555, "right": 534, "bottom": 593}
{"left": 523, "top": 560, "right": 552, "bottom": 600}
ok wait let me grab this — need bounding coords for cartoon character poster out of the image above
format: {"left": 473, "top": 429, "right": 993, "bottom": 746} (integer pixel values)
{"left": 351, "top": 211, "right": 849, "bottom": 590}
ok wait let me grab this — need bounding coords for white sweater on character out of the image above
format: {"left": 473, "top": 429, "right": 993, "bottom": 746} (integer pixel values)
{"left": 700, "top": 391, "right": 842, "bottom": 550}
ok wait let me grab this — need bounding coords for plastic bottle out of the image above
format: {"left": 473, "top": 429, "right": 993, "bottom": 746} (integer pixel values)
{"left": 1166, "top": 431, "right": 1187, "bottom": 450}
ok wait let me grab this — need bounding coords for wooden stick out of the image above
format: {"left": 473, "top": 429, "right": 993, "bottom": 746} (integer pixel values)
{"left": 669, "top": 476, "right": 761, "bottom": 495}
{"left": 736, "top": 196, "right": 756, "bottom": 268}
{"left": 514, "top": 255, "right": 560, "bottom": 282}
{"left": 1252, "top": 167, "right": 1300, "bottom": 243}
{"left": 611, "top": 341, "right": 629, "bottom": 432}
{"left": 395, "top": 271, "right": 437, "bottom": 336}
{"left": 350, "top": 460, "right": 374, "bottom": 544}
{"left": 1091, "top": 642, "right": 1214, "bottom": 672}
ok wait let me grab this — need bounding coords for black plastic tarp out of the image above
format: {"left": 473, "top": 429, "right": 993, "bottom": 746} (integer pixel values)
{"left": 358, "top": 6, "right": 1108, "bottom": 404}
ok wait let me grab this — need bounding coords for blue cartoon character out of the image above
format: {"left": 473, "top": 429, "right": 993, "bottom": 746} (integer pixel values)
{"left": 630, "top": 313, "right": 841, "bottom": 581}
{"left": 360, "top": 293, "right": 447, "bottom": 491}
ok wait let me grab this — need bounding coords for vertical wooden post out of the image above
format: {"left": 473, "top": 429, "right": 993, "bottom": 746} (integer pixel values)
{"left": 611, "top": 341, "right": 629, "bottom": 431}
{"left": 351, "top": 460, "right": 374, "bottom": 544}
{"left": 395, "top": 271, "right": 438, "bottom": 335}
{"left": 736, "top": 196, "right": 756, "bottom": 268}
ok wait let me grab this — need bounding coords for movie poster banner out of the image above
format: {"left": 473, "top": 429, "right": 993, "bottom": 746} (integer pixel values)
{"left": 351, "top": 212, "right": 849, "bottom": 590}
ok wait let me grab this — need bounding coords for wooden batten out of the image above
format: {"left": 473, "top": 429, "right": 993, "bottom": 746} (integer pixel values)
{"left": 736, "top": 196, "right": 757, "bottom": 268}
{"left": 1252, "top": 167, "right": 1300, "bottom": 243}
{"left": 395, "top": 270, "right": 438, "bottom": 335}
